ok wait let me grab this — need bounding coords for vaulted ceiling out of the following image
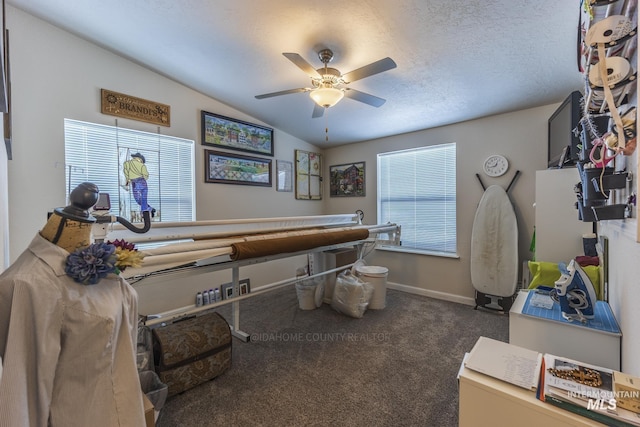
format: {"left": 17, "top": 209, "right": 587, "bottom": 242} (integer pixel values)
{"left": 8, "top": 0, "right": 583, "bottom": 147}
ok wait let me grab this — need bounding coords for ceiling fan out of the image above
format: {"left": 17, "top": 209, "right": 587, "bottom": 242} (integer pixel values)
{"left": 255, "top": 48, "right": 397, "bottom": 118}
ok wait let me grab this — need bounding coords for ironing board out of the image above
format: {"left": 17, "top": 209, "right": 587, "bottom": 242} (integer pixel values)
{"left": 471, "top": 185, "right": 519, "bottom": 298}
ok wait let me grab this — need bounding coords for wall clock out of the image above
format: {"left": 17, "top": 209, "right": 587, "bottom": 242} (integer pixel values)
{"left": 483, "top": 155, "right": 509, "bottom": 177}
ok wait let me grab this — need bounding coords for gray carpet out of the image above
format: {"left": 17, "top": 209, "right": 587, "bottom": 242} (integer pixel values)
{"left": 155, "top": 286, "right": 509, "bottom": 427}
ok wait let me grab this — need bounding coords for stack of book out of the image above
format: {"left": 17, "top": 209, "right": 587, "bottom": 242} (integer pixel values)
{"left": 538, "top": 354, "right": 640, "bottom": 426}
{"left": 465, "top": 337, "right": 640, "bottom": 426}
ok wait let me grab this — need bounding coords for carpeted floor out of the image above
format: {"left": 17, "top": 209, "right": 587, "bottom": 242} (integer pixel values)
{"left": 154, "top": 286, "right": 509, "bottom": 427}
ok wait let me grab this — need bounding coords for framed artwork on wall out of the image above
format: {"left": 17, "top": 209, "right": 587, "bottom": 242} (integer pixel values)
{"left": 205, "top": 149, "right": 272, "bottom": 187}
{"left": 276, "top": 160, "right": 293, "bottom": 192}
{"left": 329, "top": 162, "right": 366, "bottom": 197}
{"left": 295, "top": 150, "right": 322, "bottom": 200}
{"left": 201, "top": 110, "right": 274, "bottom": 156}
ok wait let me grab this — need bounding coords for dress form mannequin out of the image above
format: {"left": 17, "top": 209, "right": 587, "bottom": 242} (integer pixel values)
{"left": 0, "top": 182, "right": 145, "bottom": 427}
{"left": 40, "top": 181, "right": 98, "bottom": 253}
{"left": 39, "top": 215, "right": 92, "bottom": 253}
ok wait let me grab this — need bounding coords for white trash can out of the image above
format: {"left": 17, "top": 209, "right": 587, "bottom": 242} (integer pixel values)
{"left": 295, "top": 279, "right": 324, "bottom": 310}
{"left": 356, "top": 265, "right": 388, "bottom": 309}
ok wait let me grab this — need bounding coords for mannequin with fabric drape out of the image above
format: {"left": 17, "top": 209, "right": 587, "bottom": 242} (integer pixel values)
{"left": 0, "top": 182, "right": 144, "bottom": 427}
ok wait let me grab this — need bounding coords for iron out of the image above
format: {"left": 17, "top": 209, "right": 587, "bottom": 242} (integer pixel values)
{"left": 554, "top": 259, "right": 598, "bottom": 323}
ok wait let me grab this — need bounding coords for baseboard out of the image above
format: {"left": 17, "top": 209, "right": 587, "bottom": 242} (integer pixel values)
{"left": 387, "top": 281, "right": 476, "bottom": 306}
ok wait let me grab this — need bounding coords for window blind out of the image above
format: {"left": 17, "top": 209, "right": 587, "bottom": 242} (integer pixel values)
{"left": 377, "top": 143, "right": 456, "bottom": 254}
{"left": 64, "top": 119, "right": 195, "bottom": 222}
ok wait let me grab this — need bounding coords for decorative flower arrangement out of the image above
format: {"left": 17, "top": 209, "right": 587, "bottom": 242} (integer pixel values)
{"left": 65, "top": 242, "right": 117, "bottom": 285}
{"left": 108, "top": 239, "right": 145, "bottom": 272}
{"left": 65, "top": 239, "right": 144, "bottom": 285}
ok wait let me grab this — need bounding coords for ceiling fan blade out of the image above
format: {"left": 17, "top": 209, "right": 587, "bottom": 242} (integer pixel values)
{"left": 344, "top": 88, "right": 386, "bottom": 107}
{"left": 283, "top": 53, "right": 322, "bottom": 79}
{"left": 255, "top": 88, "right": 310, "bottom": 99}
{"left": 341, "top": 57, "right": 397, "bottom": 83}
{"left": 311, "top": 103, "right": 325, "bottom": 118}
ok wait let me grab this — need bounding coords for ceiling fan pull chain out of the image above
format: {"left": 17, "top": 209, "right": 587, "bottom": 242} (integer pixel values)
{"left": 325, "top": 111, "right": 329, "bottom": 142}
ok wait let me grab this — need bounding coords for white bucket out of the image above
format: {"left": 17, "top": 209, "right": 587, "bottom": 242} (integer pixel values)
{"left": 356, "top": 265, "right": 388, "bottom": 310}
{"left": 296, "top": 280, "right": 321, "bottom": 310}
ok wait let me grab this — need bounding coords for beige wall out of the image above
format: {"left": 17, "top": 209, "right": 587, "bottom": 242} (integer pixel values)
{"left": 4, "top": 5, "right": 640, "bottom": 376}
{"left": 324, "top": 106, "right": 554, "bottom": 303}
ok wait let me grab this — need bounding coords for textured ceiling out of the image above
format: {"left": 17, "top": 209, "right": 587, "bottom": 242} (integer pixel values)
{"left": 8, "top": 0, "right": 584, "bottom": 147}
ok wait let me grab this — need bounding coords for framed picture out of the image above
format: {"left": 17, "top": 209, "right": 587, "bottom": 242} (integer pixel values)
{"left": 221, "top": 282, "right": 235, "bottom": 300}
{"left": 276, "top": 160, "right": 293, "bottom": 192}
{"left": 295, "top": 150, "right": 322, "bottom": 200}
{"left": 205, "top": 149, "right": 272, "bottom": 187}
{"left": 220, "top": 279, "right": 250, "bottom": 300}
{"left": 201, "top": 110, "right": 274, "bottom": 156}
{"left": 329, "top": 162, "right": 366, "bottom": 197}
{"left": 239, "top": 279, "right": 251, "bottom": 296}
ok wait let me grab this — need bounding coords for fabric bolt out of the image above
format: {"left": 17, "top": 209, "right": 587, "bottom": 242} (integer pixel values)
{"left": 0, "top": 234, "right": 145, "bottom": 427}
{"left": 230, "top": 228, "right": 369, "bottom": 261}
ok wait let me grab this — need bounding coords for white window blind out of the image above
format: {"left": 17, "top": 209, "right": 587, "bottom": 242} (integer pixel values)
{"left": 64, "top": 119, "right": 195, "bottom": 222}
{"left": 377, "top": 143, "right": 456, "bottom": 254}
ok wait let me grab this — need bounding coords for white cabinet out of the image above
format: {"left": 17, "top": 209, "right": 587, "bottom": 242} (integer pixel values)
{"left": 509, "top": 291, "right": 621, "bottom": 371}
{"left": 535, "top": 168, "right": 593, "bottom": 263}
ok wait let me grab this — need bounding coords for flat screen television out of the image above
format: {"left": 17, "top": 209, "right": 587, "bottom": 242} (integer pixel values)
{"left": 548, "top": 91, "right": 582, "bottom": 168}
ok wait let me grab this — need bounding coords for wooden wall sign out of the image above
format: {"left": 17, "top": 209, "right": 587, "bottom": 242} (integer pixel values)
{"left": 101, "top": 89, "right": 170, "bottom": 126}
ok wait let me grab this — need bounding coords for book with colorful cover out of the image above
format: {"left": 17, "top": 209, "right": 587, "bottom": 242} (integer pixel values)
{"left": 538, "top": 354, "right": 640, "bottom": 426}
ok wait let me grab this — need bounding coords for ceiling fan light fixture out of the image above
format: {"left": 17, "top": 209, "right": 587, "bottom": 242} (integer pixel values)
{"left": 310, "top": 87, "right": 344, "bottom": 108}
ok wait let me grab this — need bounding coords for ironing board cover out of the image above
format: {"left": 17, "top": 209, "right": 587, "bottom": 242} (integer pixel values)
{"left": 521, "top": 291, "right": 620, "bottom": 334}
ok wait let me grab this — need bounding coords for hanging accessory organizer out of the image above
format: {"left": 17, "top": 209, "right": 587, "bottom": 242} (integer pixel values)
{"left": 575, "top": 1, "right": 637, "bottom": 222}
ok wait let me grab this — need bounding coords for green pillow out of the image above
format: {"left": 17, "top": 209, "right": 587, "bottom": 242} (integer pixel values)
{"left": 527, "top": 261, "right": 601, "bottom": 300}
{"left": 528, "top": 261, "right": 561, "bottom": 289}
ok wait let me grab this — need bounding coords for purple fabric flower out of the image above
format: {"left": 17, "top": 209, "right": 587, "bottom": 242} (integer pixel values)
{"left": 65, "top": 242, "right": 117, "bottom": 285}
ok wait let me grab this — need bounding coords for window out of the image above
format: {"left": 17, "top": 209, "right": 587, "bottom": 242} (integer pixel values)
{"left": 64, "top": 119, "right": 195, "bottom": 223}
{"left": 377, "top": 143, "right": 456, "bottom": 255}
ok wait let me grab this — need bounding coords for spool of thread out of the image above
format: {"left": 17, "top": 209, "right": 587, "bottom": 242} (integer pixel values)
{"left": 583, "top": 233, "right": 598, "bottom": 257}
